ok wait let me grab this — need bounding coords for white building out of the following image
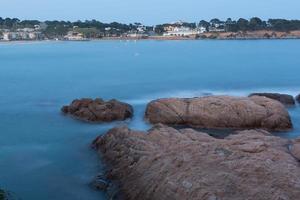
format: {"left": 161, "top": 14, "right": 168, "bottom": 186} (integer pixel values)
{"left": 1, "top": 26, "right": 44, "bottom": 41}
{"left": 17, "top": 28, "right": 35, "bottom": 32}
{"left": 3, "top": 32, "right": 19, "bottom": 41}
{"left": 209, "top": 27, "right": 225, "bottom": 32}
{"left": 34, "top": 25, "right": 41, "bottom": 30}
{"left": 198, "top": 26, "right": 207, "bottom": 33}
{"left": 163, "top": 27, "right": 205, "bottom": 36}
{"left": 137, "top": 25, "right": 146, "bottom": 33}
{"left": 127, "top": 33, "right": 148, "bottom": 38}
{"left": 64, "top": 31, "right": 87, "bottom": 41}
{"left": 3, "top": 32, "right": 10, "bottom": 41}
{"left": 29, "top": 32, "right": 38, "bottom": 40}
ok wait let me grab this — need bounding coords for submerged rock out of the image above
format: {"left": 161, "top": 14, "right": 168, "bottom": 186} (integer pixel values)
{"left": 249, "top": 93, "right": 295, "bottom": 105}
{"left": 0, "top": 189, "right": 15, "bottom": 200}
{"left": 61, "top": 98, "right": 133, "bottom": 122}
{"left": 0, "top": 190, "right": 5, "bottom": 200}
{"left": 296, "top": 94, "right": 300, "bottom": 103}
{"left": 90, "top": 173, "right": 109, "bottom": 191}
{"left": 145, "top": 95, "right": 292, "bottom": 131}
{"left": 94, "top": 125, "right": 300, "bottom": 200}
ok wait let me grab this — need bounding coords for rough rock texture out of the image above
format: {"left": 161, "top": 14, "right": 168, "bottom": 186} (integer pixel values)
{"left": 290, "top": 138, "right": 300, "bottom": 161}
{"left": 145, "top": 96, "right": 292, "bottom": 131}
{"left": 61, "top": 98, "right": 133, "bottom": 122}
{"left": 249, "top": 93, "right": 295, "bottom": 105}
{"left": 93, "top": 125, "right": 300, "bottom": 200}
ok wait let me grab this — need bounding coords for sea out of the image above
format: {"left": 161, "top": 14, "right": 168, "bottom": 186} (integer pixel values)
{"left": 0, "top": 39, "right": 300, "bottom": 199}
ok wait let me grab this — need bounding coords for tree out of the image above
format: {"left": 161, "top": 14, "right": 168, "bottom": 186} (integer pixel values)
{"left": 225, "top": 18, "right": 238, "bottom": 32}
{"left": 249, "top": 17, "right": 264, "bottom": 30}
{"left": 268, "top": 19, "right": 300, "bottom": 31}
{"left": 199, "top": 20, "right": 210, "bottom": 30}
{"left": 19, "top": 20, "right": 40, "bottom": 28}
{"left": 182, "top": 22, "right": 196, "bottom": 29}
{"left": 237, "top": 18, "right": 249, "bottom": 31}
{"left": 154, "top": 25, "right": 165, "bottom": 34}
{"left": 210, "top": 18, "right": 222, "bottom": 25}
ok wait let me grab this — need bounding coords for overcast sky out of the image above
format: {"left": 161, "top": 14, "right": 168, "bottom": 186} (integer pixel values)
{"left": 1, "top": 0, "right": 299, "bottom": 25}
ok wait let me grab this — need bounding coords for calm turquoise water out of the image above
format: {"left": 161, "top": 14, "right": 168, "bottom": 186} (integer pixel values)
{"left": 0, "top": 40, "right": 300, "bottom": 199}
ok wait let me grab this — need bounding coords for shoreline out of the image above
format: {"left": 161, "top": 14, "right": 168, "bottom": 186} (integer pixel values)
{"left": 1, "top": 37, "right": 300, "bottom": 44}
{"left": 2, "top": 31, "right": 300, "bottom": 43}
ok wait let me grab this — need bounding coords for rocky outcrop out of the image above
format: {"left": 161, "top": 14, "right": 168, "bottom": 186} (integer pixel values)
{"left": 249, "top": 93, "right": 295, "bottom": 105}
{"left": 145, "top": 96, "right": 292, "bottom": 131}
{"left": 61, "top": 98, "right": 133, "bottom": 122}
{"left": 93, "top": 125, "right": 300, "bottom": 200}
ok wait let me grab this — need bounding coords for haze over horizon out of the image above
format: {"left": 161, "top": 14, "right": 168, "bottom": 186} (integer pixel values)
{"left": 1, "top": 0, "right": 300, "bottom": 25}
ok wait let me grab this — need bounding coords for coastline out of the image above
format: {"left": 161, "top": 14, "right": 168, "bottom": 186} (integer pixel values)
{"left": 0, "top": 40, "right": 60, "bottom": 45}
{"left": 2, "top": 31, "right": 300, "bottom": 43}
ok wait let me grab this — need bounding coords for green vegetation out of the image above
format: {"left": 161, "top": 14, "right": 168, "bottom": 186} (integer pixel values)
{"left": 74, "top": 27, "right": 101, "bottom": 38}
{"left": 198, "top": 17, "right": 300, "bottom": 32}
{"left": 1, "top": 17, "right": 300, "bottom": 38}
{"left": 0, "top": 17, "right": 146, "bottom": 38}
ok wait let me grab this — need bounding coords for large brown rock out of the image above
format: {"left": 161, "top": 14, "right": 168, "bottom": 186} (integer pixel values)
{"left": 145, "top": 96, "right": 292, "bottom": 131}
{"left": 93, "top": 125, "right": 300, "bottom": 200}
{"left": 61, "top": 98, "right": 133, "bottom": 122}
{"left": 249, "top": 93, "right": 295, "bottom": 105}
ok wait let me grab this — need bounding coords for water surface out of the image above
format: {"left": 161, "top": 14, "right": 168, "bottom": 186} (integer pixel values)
{"left": 0, "top": 40, "right": 300, "bottom": 199}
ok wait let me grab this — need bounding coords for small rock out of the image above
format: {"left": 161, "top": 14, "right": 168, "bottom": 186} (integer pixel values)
{"left": 296, "top": 94, "right": 300, "bottom": 103}
{"left": 0, "top": 189, "right": 5, "bottom": 200}
{"left": 90, "top": 173, "right": 109, "bottom": 191}
{"left": 249, "top": 93, "right": 295, "bottom": 105}
{"left": 61, "top": 98, "right": 133, "bottom": 123}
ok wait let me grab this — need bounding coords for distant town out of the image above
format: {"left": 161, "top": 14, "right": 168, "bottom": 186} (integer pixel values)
{"left": 1, "top": 17, "right": 300, "bottom": 41}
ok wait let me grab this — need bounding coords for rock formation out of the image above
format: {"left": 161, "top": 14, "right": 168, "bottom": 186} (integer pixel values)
{"left": 61, "top": 98, "right": 133, "bottom": 122}
{"left": 93, "top": 125, "right": 300, "bottom": 200}
{"left": 249, "top": 93, "right": 295, "bottom": 105}
{"left": 145, "top": 96, "right": 292, "bottom": 131}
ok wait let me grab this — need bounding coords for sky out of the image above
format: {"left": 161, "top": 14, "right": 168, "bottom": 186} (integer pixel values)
{"left": 1, "top": 0, "right": 300, "bottom": 25}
